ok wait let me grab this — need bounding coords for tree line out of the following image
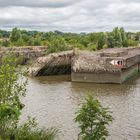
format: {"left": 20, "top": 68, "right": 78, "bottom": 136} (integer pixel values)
{"left": 0, "top": 27, "right": 140, "bottom": 53}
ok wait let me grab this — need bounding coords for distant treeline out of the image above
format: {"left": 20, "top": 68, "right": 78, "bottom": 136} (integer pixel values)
{"left": 0, "top": 27, "right": 140, "bottom": 53}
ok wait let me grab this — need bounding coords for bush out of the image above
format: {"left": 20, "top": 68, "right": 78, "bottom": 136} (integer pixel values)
{"left": 127, "top": 39, "right": 139, "bottom": 46}
{"left": 0, "top": 55, "right": 58, "bottom": 140}
{"left": 103, "top": 44, "right": 108, "bottom": 49}
{"left": 75, "top": 95, "right": 113, "bottom": 140}
{"left": 1, "top": 39, "right": 11, "bottom": 47}
{"left": 13, "top": 117, "right": 58, "bottom": 140}
{"left": 0, "top": 56, "right": 26, "bottom": 138}
{"left": 48, "top": 36, "right": 68, "bottom": 53}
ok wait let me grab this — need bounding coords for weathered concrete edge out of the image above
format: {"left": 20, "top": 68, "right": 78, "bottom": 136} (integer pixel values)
{"left": 121, "top": 64, "right": 140, "bottom": 83}
{"left": 71, "top": 64, "right": 140, "bottom": 84}
{"left": 71, "top": 72, "right": 121, "bottom": 84}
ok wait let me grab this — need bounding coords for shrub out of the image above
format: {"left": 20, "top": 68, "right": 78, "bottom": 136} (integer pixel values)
{"left": 75, "top": 95, "right": 113, "bottom": 140}
{"left": 14, "top": 117, "right": 58, "bottom": 140}
{"left": 0, "top": 55, "right": 58, "bottom": 140}
{"left": 48, "top": 36, "right": 68, "bottom": 53}
{"left": 127, "top": 39, "right": 139, "bottom": 46}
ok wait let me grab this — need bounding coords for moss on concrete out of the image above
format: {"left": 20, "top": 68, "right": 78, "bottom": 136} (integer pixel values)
{"left": 121, "top": 69, "right": 139, "bottom": 83}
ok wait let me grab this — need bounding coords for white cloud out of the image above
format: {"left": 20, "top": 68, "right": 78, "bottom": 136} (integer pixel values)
{"left": 0, "top": 0, "right": 140, "bottom": 32}
{"left": 0, "top": 0, "right": 81, "bottom": 8}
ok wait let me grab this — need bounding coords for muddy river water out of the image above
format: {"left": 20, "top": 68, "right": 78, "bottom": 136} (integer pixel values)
{"left": 21, "top": 75, "right": 140, "bottom": 140}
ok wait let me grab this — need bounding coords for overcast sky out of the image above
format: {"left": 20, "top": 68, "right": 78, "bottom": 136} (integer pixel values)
{"left": 0, "top": 0, "right": 140, "bottom": 32}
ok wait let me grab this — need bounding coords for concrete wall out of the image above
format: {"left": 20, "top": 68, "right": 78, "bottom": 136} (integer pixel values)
{"left": 72, "top": 64, "right": 139, "bottom": 84}
{"left": 71, "top": 72, "right": 121, "bottom": 83}
{"left": 121, "top": 64, "right": 139, "bottom": 83}
{"left": 123, "top": 55, "right": 140, "bottom": 68}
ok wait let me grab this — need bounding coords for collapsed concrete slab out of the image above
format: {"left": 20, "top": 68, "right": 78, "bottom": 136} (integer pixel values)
{"left": 29, "top": 47, "right": 140, "bottom": 84}
{"left": 29, "top": 50, "right": 73, "bottom": 76}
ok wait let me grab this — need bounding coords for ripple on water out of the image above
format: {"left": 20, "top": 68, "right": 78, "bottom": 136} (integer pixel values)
{"left": 20, "top": 75, "right": 140, "bottom": 140}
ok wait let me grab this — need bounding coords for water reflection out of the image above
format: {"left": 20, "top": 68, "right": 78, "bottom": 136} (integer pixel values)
{"left": 21, "top": 75, "right": 140, "bottom": 140}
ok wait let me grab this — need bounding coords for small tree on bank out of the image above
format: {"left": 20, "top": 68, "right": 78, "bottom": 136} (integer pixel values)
{"left": 0, "top": 55, "right": 58, "bottom": 140}
{"left": 75, "top": 96, "right": 113, "bottom": 140}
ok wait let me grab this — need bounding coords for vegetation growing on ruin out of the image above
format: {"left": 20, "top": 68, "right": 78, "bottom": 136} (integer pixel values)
{"left": 0, "top": 27, "right": 139, "bottom": 52}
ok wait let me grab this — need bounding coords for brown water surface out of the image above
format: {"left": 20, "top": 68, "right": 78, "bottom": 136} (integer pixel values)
{"left": 21, "top": 75, "right": 140, "bottom": 140}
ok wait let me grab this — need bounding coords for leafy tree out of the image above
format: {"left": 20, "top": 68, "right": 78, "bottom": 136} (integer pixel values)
{"left": 0, "top": 30, "right": 10, "bottom": 38}
{"left": 0, "top": 55, "right": 58, "bottom": 140}
{"left": 106, "top": 32, "right": 115, "bottom": 48}
{"left": 0, "top": 41, "right": 2, "bottom": 47}
{"left": 107, "top": 27, "right": 128, "bottom": 48}
{"left": 10, "top": 28, "right": 22, "bottom": 44}
{"left": 0, "top": 27, "right": 138, "bottom": 50}
{"left": 13, "top": 117, "right": 58, "bottom": 140}
{"left": 103, "top": 44, "right": 108, "bottom": 49}
{"left": 75, "top": 96, "right": 113, "bottom": 140}
{"left": 88, "top": 43, "right": 97, "bottom": 51}
{"left": 48, "top": 36, "right": 67, "bottom": 53}
{"left": 79, "top": 35, "right": 90, "bottom": 47}
{"left": 120, "top": 27, "right": 128, "bottom": 47}
{"left": 16, "top": 38, "right": 24, "bottom": 46}
{"left": 0, "top": 55, "right": 27, "bottom": 139}
{"left": 28, "top": 37, "right": 35, "bottom": 46}
{"left": 97, "top": 33, "right": 106, "bottom": 50}
{"left": 135, "top": 32, "right": 140, "bottom": 42}
{"left": 22, "top": 34, "right": 31, "bottom": 46}
{"left": 2, "top": 39, "right": 11, "bottom": 47}
{"left": 127, "top": 39, "right": 139, "bottom": 46}
{"left": 33, "top": 34, "right": 42, "bottom": 46}
{"left": 113, "top": 27, "right": 123, "bottom": 47}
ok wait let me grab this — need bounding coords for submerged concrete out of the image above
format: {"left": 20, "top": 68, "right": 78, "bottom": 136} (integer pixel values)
{"left": 29, "top": 46, "right": 140, "bottom": 83}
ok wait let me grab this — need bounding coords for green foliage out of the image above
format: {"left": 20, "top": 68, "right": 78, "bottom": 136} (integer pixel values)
{"left": 13, "top": 117, "right": 58, "bottom": 140}
{"left": 0, "top": 55, "right": 27, "bottom": 139}
{"left": 75, "top": 96, "right": 113, "bottom": 140}
{"left": 10, "top": 28, "right": 22, "bottom": 45}
{"left": 0, "top": 30, "right": 10, "bottom": 38}
{"left": 9, "top": 28, "right": 43, "bottom": 47}
{"left": 33, "top": 34, "right": 42, "bottom": 46}
{"left": 88, "top": 43, "right": 97, "bottom": 51}
{"left": 16, "top": 38, "right": 24, "bottom": 46}
{"left": 103, "top": 44, "right": 108, "bottom": 49}
{"left": 97, "top": 33, "right": 106, "bottom": 50}
{"left": 0, "top": 55, "right": 58, "bottom": 140}
{"left": 107, "top": 27, "right": 128, "bottom": 48}
{"left": 127, "top": 39, "right": 139, "bottom": 46}
{"left": 113, "top": 27, "right": 123, "bottom": 47}
{"left": 120, "top": 27, "right": 128, "bottom": 47}
{"left": 2, "top": 39, "right": 11, "bottom": 47}
{"left": 28, "top": 37, "right": 35, "bottom": 46}
{"left": 0, "top": 27, "right": 140, "bottom": 51}
{"left": 48, "top": 36, "right": 68, "bottom": 53}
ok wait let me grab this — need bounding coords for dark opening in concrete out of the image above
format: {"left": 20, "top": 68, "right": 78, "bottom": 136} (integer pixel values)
{"left": 37, "top": 65, "right": 71, "bottom": 76}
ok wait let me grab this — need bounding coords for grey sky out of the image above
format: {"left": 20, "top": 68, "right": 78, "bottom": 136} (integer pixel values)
{"left": 0, "top": 0, "right": 139, "bottom": 32}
